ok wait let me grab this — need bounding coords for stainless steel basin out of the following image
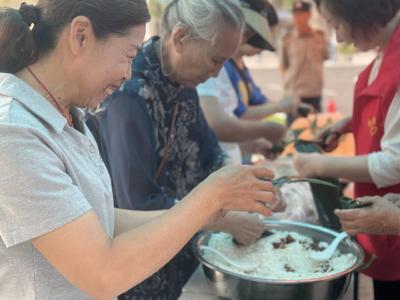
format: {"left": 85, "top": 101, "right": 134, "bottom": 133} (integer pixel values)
{"left": 194, "top": 220, "right": 364, "bottom": 300}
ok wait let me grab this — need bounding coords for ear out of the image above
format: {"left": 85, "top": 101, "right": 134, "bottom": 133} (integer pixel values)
{"left": 171, "top": 26, "right": 189, "bottom": 54}
{"left": 68, "top": 16, "right": 95, "bottom": 56}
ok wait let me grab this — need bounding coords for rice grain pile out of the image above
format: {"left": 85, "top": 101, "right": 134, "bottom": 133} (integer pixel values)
{"left": 204, "top": 231, "right": 356, "bottom": 280}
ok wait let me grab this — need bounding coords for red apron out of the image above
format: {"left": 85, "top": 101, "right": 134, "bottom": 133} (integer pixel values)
{"left": 352, "top": 24, "right": 400, "bottom": 280}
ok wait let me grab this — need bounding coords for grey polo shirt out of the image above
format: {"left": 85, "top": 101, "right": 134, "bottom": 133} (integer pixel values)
{"left": 0, "top": 73, "right": 114, "bottom": 299}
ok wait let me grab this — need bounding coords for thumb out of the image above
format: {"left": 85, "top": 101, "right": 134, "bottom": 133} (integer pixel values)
{"left": 334, "top": 209, "right": 349, "bottom": 220}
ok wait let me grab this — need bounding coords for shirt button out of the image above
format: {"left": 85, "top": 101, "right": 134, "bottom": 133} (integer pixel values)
{"left": 99, "top": 165, "right": 106, "bottom": 174}
{"left": 89, "top": 145, "right": 96, "bottom": 154}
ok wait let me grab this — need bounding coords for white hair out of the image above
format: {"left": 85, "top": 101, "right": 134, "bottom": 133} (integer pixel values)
{"left": 161, "top": 0, "right": 245, "bottom": 46}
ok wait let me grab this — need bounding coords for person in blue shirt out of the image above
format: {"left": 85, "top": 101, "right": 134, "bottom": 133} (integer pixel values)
{"left": 226, "top": 0, "right": 295, "bottom": 121}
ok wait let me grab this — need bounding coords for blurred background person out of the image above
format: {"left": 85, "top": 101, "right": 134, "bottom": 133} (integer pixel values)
{"left": 280, "top": 0, "right": 329, "bottom": 113}
{"left": 225, "top": 0, "right": 295, "bottom": 122}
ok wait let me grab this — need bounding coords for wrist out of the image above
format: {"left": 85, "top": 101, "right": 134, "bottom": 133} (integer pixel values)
{"left": 189, "top": 181, "right": 224, "bottom": 224}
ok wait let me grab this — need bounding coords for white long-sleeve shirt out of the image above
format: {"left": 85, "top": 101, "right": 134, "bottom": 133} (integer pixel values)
{"left": 367, "top": 53, "right": 400, "bottom": 188}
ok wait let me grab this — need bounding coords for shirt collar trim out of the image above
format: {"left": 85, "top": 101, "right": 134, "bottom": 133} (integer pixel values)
{"left": 0, "top": 73, "right": 68, "bottom": 133}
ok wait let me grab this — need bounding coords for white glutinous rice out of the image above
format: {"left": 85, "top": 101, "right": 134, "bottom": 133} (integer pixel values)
{"left": 203, "top": 231, "right": 357, "bottom": 280}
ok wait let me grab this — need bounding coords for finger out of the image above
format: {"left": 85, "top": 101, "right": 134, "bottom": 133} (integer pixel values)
{"left": 357, "top": 197, "right": 378, "bottom": 204}
{"left": 249, "top": 165, "right": 275, "bottom": 179}
{"left": 254, "top": 191, "right": 276, "bottom": 204}
{"left": 335, "top": 209, "right": 360, "bottom": 221}
{"left": 268, "top": 193, "right": 286, "bottom": 212}
{"left": 251, "top": 202, "right": 273, "bottom": 217}
{"left": 253, "top": 179, "right": 274, "bottom": 192}
{"left": 341, "top": 222, "right": 360, "bottom": 234}
{"left": 272, "top": 199, "right": 286, "bottom": 212}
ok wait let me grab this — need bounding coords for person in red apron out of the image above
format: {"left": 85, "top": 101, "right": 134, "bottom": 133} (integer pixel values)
{"left": 294, "top": 1, "right": 400, "bottom": 299}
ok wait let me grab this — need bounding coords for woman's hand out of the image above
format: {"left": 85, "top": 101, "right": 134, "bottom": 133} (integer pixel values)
{"left": 335, "top": 196, "right": 400, "bottom": 236}
{"left": 293, "top": 153, "right": 325, "bottom": 178}
{"left": 215, "top": 212, "right": 267, "bottom": 246}
{"left": 261, "top": 122, "right": 287, "bottom": 146}
{"left": 240, "top": 138, "right": 273, "bottom": 158}
{"left": 200, "top": 165, "right": 276, "bottom": 218}
{"left": 316, "top": 117, "right": 351, "bottom": 152}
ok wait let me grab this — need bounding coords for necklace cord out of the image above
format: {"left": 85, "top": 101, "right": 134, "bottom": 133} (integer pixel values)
{"left": 27, "top": 66, "right": 73, "bottom": 127}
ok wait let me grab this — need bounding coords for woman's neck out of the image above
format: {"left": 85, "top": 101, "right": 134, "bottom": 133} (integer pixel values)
{"left": 17, "top": 55, "right": 74, "bottom": 113}
{"left": 156, "top": 37, "right": 179, "bottom": 84}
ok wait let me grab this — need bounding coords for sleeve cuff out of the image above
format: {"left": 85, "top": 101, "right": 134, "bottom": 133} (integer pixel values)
{"left": 368, "top": 152, "right": 400, "bottom": 188}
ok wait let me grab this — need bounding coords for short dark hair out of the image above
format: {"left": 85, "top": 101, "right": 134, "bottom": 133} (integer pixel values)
{"left": 0, "top": 0, "right": 150, "bottom": 74}
{"left": 315, "top": 0, "right": 400, "bottom": 31}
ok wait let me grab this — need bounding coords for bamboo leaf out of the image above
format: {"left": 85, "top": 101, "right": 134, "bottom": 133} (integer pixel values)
{"left": 340, "top": 196, "right": 373, "bottom": 209}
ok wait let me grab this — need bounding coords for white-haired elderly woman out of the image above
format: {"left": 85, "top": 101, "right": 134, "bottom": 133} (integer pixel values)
{"left": 87, "top": 0, "right": 283, "bottom": 299}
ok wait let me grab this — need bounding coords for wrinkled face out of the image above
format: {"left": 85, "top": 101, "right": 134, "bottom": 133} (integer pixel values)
{"left": 319, "top": 2, "right": 375, "bottom": 51}
{"left": 171, "top": 23, "right": 243, "bottom": 88}
{"left": 73, "top": 24, "right": 146, "bottom": 108}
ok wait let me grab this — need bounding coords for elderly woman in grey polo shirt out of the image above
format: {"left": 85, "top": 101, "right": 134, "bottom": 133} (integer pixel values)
{"left": 0, "top": 0, "right": 276, "bottom": 299}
